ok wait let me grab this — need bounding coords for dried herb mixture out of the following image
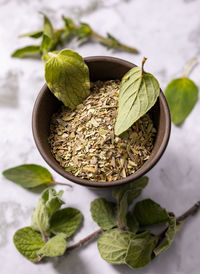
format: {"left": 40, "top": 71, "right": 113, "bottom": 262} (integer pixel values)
{"left": 49, "top": 80, "right": 156, "bottom": 182}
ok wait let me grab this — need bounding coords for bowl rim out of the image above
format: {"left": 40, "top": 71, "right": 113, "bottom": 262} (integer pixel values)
{"left": 32, "top": 55, "right": 171, "bottom": 188}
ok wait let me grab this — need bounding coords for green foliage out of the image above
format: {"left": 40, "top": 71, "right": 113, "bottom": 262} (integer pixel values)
{"left": 2, "top": 164, "right": 54, "bottom": 188}
{"left": 50, "top": 208, "right": 83, "bottom": 238}
{"left": 165, "top": 78, "right": 198, "bottom": 125}
{"left": 45, "top": 49, "right": 90, "bottom": 109}
{"left": 11, "top": 46, "right": 40, "bottom": 58}
{"left": 90, "top": 198, "right": 117, "bottom": 230}
{"left": 134, "top": 199, "right": 169, "bottom": 226}
{"left": 115, "top": 59, "right": 160, "bottom": 135}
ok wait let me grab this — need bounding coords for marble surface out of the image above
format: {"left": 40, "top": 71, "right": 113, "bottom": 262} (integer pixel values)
{"left": 1, "top": 0, "right": 200, "bottom": 273}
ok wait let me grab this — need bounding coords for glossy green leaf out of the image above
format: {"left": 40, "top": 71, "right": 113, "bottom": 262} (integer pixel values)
{"left": 97, "top": 228, "right": 134, "bottom": 264}
{"left": 154, "top": 215, "right": 176, "bottom": 256}
{"left": 125, "top": 231, "right": 158, "bottom": 269}
{"left": 165, "top": 78, "right": 198, "bottom": 125}
{"left": 11, "top": 45, "right": 40, "bottom": 58}
{"left": 2, "top": 164, "right": 53, "bottom": 188}
{"left": 50, "top": 208, "right": 83, "bottom": 238}
{"left": 134, "top": 199, "right": 169, "bottom": 226}
{"left": 45, "top": 49, "right": 90, "bottom": 109}
{"left": 19, "top": 30, "right": 43, "bottom": 38}
{"left": 31, "top": 188, "right": 64, "bottom": 234}
{"left": 37, "top": 233, "right": 67, "bottom": 257}
{"left": 115, "top": 64, "right": 160, "bottom": 135}
{"left": 13, "top": 227, "right": 44, "bottom": 262}
{"left": 126, "top": 211, "right": 139, "bottom": 233}
{"left": 90, "top": 198, "right": 117, "bottom": 230}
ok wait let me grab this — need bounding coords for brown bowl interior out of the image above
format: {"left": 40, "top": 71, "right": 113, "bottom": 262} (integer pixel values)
{"left": 32, "top": 56, "right": 171, "bottom": 188}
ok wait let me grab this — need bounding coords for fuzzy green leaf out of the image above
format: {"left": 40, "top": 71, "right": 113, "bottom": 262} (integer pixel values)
{"left": 37, "top": 233, "right": 67, "bottom": 257}
{"left": 115, "top": 65, "right": 160, "bottom": 135}
{"left": 19, "top": 30, "right": 43, "bottom": 39}
{"left": 13, "top": 227, "right": 44, "bottom": 262}
{"left": 154, "top": 215, "right": 176, "bottom": 256}
{"left": 125, "top": 231, "right": 158, "bottom": 269}
{"left": 50, "top": 208, "right": 83, "bottom": 238}
{"left": 11, "top": 45, "right": 40, "bottom": 58}
{"left": 2, "top": 164, "right": 53, "bottom": 188}
{"left": 126, "top": 212, "right": 139, "bottom": 233}
{"left": 42, "top": 13, "right": 55, "bottom": 40}
{"left": 90, "top": 198, "right": 117, "bottom": 230}
{"left": 97, "top": 228, "right": 135, "bottom": 264}
{"left": 165, "top": 78, "right": 198, "bottom": 125}
{"left": 134, "top": 199, "right": 169, "bottom": 226}
{"left": 45, "top": 49, "right": 90, "bottom": 109}
{"left": 31, "top": 188, "right": 64, "bottom": 234}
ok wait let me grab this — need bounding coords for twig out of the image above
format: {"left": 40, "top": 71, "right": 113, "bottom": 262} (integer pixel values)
{"left": 67, "top": 228, "right": 102, "bottom": 251}
{"left": 176, "top": 201, "right": 200, "bottom": 223}
{"left": 53, "top": 181, "right": 72, "bottom": 188}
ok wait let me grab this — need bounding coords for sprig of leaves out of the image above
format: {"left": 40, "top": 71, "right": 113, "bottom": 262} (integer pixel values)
{"left": 90, "top": 177, "right": 200, "bottom": 269}
{"left": 2, "top": 164, "right": 71, "bottom": 189}
{"left": 13, "top": 188, "right": 83, "bottom": 262}
{"left": 115, "top": 58, "right": 160, "bottom": 136}
{"left": 165, "top": 58, "right": 199, "bottom": 125}
{"left": 11, "top": 13, "right": 139, "bottom": 59}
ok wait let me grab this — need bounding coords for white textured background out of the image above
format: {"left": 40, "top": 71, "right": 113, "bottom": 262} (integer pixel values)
{"left": 1, "top": 0, "right": 200, "bottom": 273}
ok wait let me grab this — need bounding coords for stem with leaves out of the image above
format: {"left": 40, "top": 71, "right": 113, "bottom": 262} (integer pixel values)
{"left": 67, "top": 201, "right": 200, "bottom": 252}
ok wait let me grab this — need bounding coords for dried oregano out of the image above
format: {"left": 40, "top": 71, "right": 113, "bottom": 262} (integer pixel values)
{"left": 48, "top": 80, "right": 156, "bottom": 182}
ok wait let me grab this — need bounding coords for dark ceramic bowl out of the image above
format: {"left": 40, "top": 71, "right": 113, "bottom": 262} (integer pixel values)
{"left": 32, "top": 56, "right": 171, "bottom": 188}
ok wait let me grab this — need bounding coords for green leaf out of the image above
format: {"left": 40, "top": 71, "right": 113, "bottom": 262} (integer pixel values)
{"left": 62, "top": 16, "right": 76, "bottom": 34}
{"left": 134, "top": 199, "right": 169, "bottom": 226}
{"left": 31, "top": 188, "right": 64, "bottom": 234}
{"left": 76, "top": 22, "right": 93, "bottom": 40}
{"left": 45, "top": 49, "right": 90, "bottom": 109}
{"left": 11, "top": 45, "right": 40, "bottom": 58}
{"left": 115, "top": 60, "right": 160, "bottom": 135}
{"left": 105, "top": 33, "right": 119, "bottom": 49}
{"left": 42, "top": 13, "right": 55, "bottom": 40}
{"left": 125, "top": 231, "right": 158, "bottom": 269}
{"left": 112, "top": 176, "right": 148, "bottom": 203}
{"left": 126, "top": 212, "right": 139, "bottom": 233}
{"left": 37, "top": 233, "right": 67, "bottom": 257}
{"left": 13, "top": 227, "right": 44, "bottom": 262}
{"left": 19, "top": 30, "right": 43, "bottom": 39}
{"left": 2, "top": 164, "right": 54, "bottom": 188}
{"left": 50, "top": 208, "right": 83, "bottom": 238}
{"left": 165, "top": 78, "right": 198, "bottom": 125}
{"left": 112, "top": 177, "right": 148, "bottom": 228}
{"left": 40, "top": 35, "right": 56, "bottom": 55}
{"left": 154, "top": 215, "right": 176, "bottom": 256}
{"left": 90, "top": 198, "right": 117, "bottom": 230}
{"left": 97, "top": 228, "right": 134, "bottom": 264}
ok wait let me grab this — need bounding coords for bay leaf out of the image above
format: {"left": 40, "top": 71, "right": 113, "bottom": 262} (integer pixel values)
{"left": 90, "top": 198, "right": 117, "bottom": 230}
{"left": 134, "top": 199, "right": 169, "bottom": 226}
{"left": 2, "top": 164, "right": 54, "bottom": 188}
{"left": 115, "top": 59, "right": 160, "bottom": 135}
{"left": 13, "top": 227, "right": 44, "bottom": 262}
{"left": 165, "top": 78, "right": 198, "bottom": 125}
{"left": 50, "top": 207, "right": 83, "bottom": 238}
{"left": 45, "top": 49, "right": 90, "bottom": 109}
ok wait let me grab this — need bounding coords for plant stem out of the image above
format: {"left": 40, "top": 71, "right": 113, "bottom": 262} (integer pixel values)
{"left": 183, "top": 58, "right": 196, "bottom": 78}
{"left": 157, "top": 201, "right": 200, "bottom": 243}
{"left": 67, "top": 228, "right": 102, "bottom": 251}
{"left": 176, "top": 201, "right": 200, "bottom": 223}
{"left": 142, "top": 57, "right": 147, "bottom": 74}
{"left": 92, "top": 31, "right": 139, "bottom": 54}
